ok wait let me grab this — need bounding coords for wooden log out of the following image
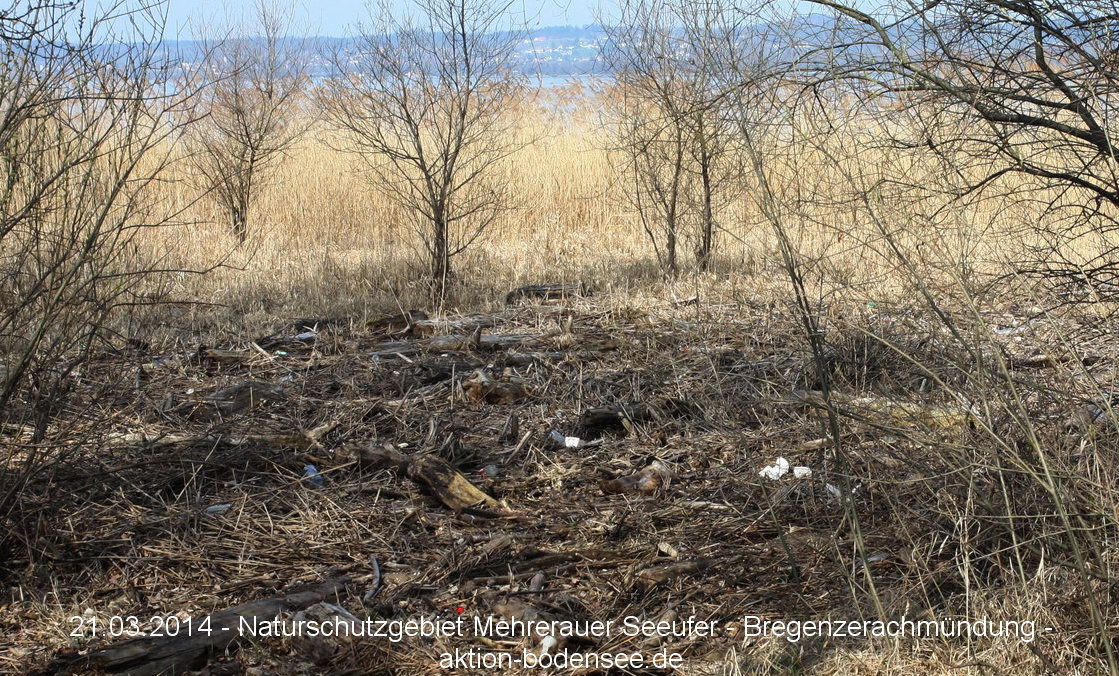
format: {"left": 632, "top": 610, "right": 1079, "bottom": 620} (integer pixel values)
{"left": 412, "top": 313, "right": 505, "bottom": 337}
{"left": 580, "top": 403, "right": 653, "bottom": 434}
{"left": 48, "top": 579, "right": 348, "bottom": 676}
{"left": 425, "top": 333, "right": 539, "bottom": 352}
{"left": 164, "top": 381, "right": 287, "bottom": 420}
{"left": 370, "top": 341, "right": 421, "bottom": 360}
{"left": 350, "top": 442, "right": 412, "bottom": 473}
{"left": 505, "top": 283, "right": 588, "bottom": 305}
{"left": 366, "top": 310, "right": 429, "bottom": 335}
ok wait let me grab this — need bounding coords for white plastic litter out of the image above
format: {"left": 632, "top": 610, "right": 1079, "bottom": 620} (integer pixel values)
{"left": 759, "top": 457, "right": 790, "bottom": 480}
{"left": 759, "top": 457, "right": 812, "bottom": 481}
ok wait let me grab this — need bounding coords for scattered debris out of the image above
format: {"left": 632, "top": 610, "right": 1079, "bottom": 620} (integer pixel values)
{"left": 22, "top": 299, "right": 1097, "bottom": 674}
{"left": 505, "top": 282, "right": 588, "bottom": 305}
{"left": 600, "top": 460, "right": 672, "bottom": 495}
{"left": 367, "top": 310, "right": 429, "bottom": 335}
{"left": 461, "top": 369, "right": 530, "bottom": 404}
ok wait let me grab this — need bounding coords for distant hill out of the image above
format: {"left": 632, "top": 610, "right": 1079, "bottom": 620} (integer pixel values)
{"left": 161, "top": 25, "right": 609, "bottom": 79}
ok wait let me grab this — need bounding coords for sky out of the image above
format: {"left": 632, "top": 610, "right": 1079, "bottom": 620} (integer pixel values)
{"left": 163, "top": 0, "right": 603, "bottom": 39}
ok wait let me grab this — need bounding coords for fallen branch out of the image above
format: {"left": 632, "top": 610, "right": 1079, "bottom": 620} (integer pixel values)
{"left": 47, "top": 578, "right": 348, "bottom": 676}
{"left": 505, "top": 283, "right": 589, "bottom": 305}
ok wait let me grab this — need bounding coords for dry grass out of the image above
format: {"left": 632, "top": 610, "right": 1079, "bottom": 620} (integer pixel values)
{"left": 6, "top": 95, "right": 1119, "bottom": 675}
{"left": 140, "top": 94, "right": 1106, "bottom": 334}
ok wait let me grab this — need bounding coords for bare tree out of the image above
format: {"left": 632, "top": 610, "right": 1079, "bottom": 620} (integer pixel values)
{"left": 319, "top": 0, "right": 525, "bottom": 295}
{"left": 602, "top": 0, "right": 740, "bottom": 276}
{"left": 187, "top": 0, "right": 308, "bottom": 243}
{"left": 0, "top": 0, "right": 197, "bottom": 519}
{"left": 798, "top": 0, "right": 1119, "bottom": 295}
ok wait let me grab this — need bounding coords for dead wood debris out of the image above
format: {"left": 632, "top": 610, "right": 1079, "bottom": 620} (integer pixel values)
{"left": 9, "top": 296, "right": 1109, "bottom": 675}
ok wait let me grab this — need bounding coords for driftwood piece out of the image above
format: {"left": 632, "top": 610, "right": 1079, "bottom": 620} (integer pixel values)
{"left": 350, "top": 445, "right": 502, "bottom": 512}
{"left": 370, "top": 341, "right": 422, "bottom": 360}
{"left": 409, "top": 455, "right": 502, "bottom": 511}
{"left": 367, "top": 310, "right": 428, "bottom": 336}
{"left": 580, "top": 403, "right": 653, "bottom": 434}
{"left": 49, "top": 578, "right": 348, "bottom": 676}
{"left": 164, "top": 381, "right": 287, "bottom": 420}
{"left": 412, "top": 313, "right": 504, "bottom": 337}
{"left": 461, "top": 369, "right": 530, "bottom": 404}
{"left": 426, "top": 333, "right": 538, "bottom": 352}
{"left": 505, "top": 283, "right": 588, "bottom": 305}
{"left": 105, "top": 424, "right": 334, "bottom": 451}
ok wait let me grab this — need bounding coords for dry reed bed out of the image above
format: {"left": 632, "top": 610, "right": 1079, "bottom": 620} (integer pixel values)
{"left": 135, "top": 100, "right": 1085, "bottom": 333}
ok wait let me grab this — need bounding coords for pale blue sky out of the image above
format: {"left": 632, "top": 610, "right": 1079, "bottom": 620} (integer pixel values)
{"left": 163, "top": 0, "right": 603, "bottom": 39}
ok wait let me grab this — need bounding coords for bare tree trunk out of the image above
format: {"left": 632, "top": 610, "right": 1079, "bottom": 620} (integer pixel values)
{"left": 432, "top": 208, "right": 452, "bottom": 285}
{"left": 697, "top": 143, "right": 714, "bottom": 270}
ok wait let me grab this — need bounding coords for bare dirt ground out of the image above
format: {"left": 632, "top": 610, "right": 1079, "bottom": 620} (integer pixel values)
{"left": 4, "top": 289, "right": 1111, "bottom": 674}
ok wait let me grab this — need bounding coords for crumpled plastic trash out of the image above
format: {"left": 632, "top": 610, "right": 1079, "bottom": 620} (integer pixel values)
{"left": 758, "top": 457, "right": 812, "bottom": 481}
{"left": 476, "top": 464, "right": 500, "bottom": 479}
{"left": 759, "top": 457, "right": 790, "bottom": 480}
{"left": 548, "top": 429, "right": 584, "bottom": 449}
{"left": 303, "top": 464, "right": 325, "bottom": 487}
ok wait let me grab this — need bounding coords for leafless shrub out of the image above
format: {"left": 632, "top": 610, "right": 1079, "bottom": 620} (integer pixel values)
{"left": 801, "top": 0, "right": 1119, "bottom": 297}
{"left": 0, "top": 1, "right": 195, "bottom": 529}
{"left": 319, "top": 0, "right": 525, "bottom": 298}
{"left": 602, "top": 0, "right": 744, "bottom": 277}
{"left": 184, "top": 0, "right": 309, "bottom": 243}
